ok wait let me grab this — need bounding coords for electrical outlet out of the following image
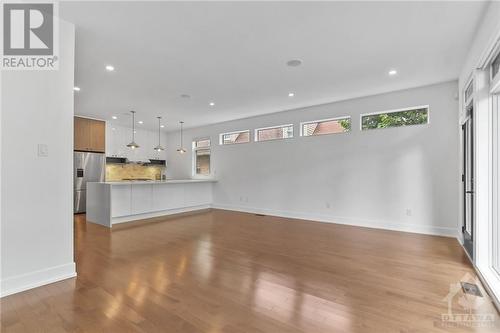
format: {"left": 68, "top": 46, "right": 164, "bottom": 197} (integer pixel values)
{"left": 406, "top": 209, "right": 412, "bottom": 216}
{"left": 326, "top": 202, "right": 331, "bottom": 209}
{"left": 37, "top": 144, "right": 48, "bottom": 157}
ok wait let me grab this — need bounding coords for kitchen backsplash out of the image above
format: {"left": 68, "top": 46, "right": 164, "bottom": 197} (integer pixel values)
{"left": 106, "top": 164, "right": 165, "bottom": 181}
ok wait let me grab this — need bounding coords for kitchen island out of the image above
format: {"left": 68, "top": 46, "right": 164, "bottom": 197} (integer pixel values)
{"left": 86, "top": 179, "right": 215, "bottom": 228}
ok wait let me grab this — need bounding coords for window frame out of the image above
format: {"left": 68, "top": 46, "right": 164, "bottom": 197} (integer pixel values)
{"left": 254, "top": 124, "right": 294, "bottom": 142}
{"left": 300, "top": 116, "right": 351, "bottom": 137}
{"left": 491, "top": 47, "right": 500, "bottom": 280}
{"left": 464, "top": 78, "right": 475, "bottom": 107}
{"left": 219, "top": 130, "right": 251, "bottom": 145}
{"left": 192, "top": 137, "right": 211, "bottom": 178}
{"left": 491, "top": 49, "right": 500, "bottom": 94}
{"left": 359, "top": 105, "right": 430, "bottom": 131}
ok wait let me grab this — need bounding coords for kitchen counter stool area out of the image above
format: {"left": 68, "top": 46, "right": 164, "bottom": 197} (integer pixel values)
{"left": 87, "top": 180, "right": 215, "bottom": 227}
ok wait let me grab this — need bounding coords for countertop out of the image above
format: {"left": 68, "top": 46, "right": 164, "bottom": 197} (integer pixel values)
{"left": 92, "top": 179, "right": 216, "bottom": 186}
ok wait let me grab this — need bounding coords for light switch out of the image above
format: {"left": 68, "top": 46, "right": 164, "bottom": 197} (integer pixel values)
{"left": 38, "top": 144, "right": 49, "bottom": 157}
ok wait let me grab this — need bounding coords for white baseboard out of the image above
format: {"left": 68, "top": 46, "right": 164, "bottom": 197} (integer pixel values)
{"left": 212, "top": 203, "right": 458, "bottom": 238}
{"left": 111, "top": 205, "right": 211, "bottom": 225}
{"left": 1, "top": 262, "right": 76, "bottom": 298}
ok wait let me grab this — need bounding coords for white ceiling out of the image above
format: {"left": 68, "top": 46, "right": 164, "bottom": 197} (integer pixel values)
{"left": 61, "top": 1, "right": 488, "bottom": 131}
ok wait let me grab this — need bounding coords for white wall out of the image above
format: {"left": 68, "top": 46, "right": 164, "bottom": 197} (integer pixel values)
{"left": 167, "top": 81, "right": 459, "bottom": 236}
{"left": 106, "top": 123, "right": 168, "bottom": 162}
{"left": 0, "top": 20, "right": 76, "bottom": 297}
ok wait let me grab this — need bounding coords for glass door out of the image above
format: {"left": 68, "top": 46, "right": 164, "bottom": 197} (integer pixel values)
{"left": 462, "top": 104, "right": 474, "bottom": 259}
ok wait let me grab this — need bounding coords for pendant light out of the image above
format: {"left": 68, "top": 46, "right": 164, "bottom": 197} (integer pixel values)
{"left": 154, "top": 116, "right": 164, "bottom": 152}
{"left": 126, "top": 110, "right": 140, "bottom": 149}
{"left": 176, "top": 121, "right": 186, "bottom": 154}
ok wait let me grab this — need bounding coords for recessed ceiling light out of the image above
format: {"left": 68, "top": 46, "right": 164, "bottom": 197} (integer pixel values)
{"left": 105, "top": 65, "right": 115, "bottom": 71}
{"left": 288, "top": 92, "right": 295, "bottom": 97}
{"left": 138, "top": 120, "right": 143, "bottom": 124}
{"left": 134, "top": 130, "right": 137, "bottom": 133}
{"left": 112, "top": 127, "right": 116, "bottom": 131}
{"left": 112, "top": 116, "right": 117, "bottom": 120}
{"left": 160, "top": 125, "right": 165, "bottom": 128}
{"left": 73, "top": 86, "right": 80, "bottom": 91}
{"left": 286, "top": 59, "right": 302, "bottom": 67}
{"left": 388, "top": 69, "right": 398, "bottom": 76}
{"left": 209, "top": 102, "right": 215, "bottom": 106}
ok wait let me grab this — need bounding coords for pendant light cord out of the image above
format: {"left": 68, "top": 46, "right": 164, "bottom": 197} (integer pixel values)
{"left": 180, "top": 121, "right": 184, "bottom": 148}
{"left": 158, "top": 117, "right": 161, "bottom": 146}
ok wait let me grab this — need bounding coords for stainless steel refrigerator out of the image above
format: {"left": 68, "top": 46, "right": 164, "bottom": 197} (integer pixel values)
{"left": 74, "top": 152, "right": 105, "bottom": 213}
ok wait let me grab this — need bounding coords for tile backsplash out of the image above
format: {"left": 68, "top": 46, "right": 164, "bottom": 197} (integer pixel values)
{"left": 106, "top": 164, "right": 165, "bottom": 181}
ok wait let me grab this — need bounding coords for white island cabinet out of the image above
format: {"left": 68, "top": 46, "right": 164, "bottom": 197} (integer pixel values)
{"left": 87, "top": 180, "right": 215, "bottom": 227}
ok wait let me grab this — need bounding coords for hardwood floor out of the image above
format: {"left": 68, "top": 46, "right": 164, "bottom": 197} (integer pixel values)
{"left": 1, "top": 210, "right": 499, "bottom": 332}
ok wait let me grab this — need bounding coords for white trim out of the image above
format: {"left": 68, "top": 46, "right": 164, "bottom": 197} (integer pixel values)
{"left": 219, "top": 130, "right": 251, "bottom": 145}
{"left": 74, "top": 115, "right": 106, "bottom": 122}
{"left": 477, "top": 33, "right": 500, "bottom": 70}
{"left": 471, "top": 69, "right": 497, "bottom": 301}
{"left": 493, "top": 94, "right": 500, "bottom": 278}
{"left": 359, "top": 105, "right": 430, "bottom": 131}
{"left": 490, "top": 48, "right": 500, "bottom": 94}
{"left": 458, "top": 239, "right": 500, "bottom": 311}
{"left": 299, "top": 116, "right": 351, "bottom": 137}
{"left": 111, "top": 205, "right": 211, "bottom": 225}
{"left": 476, "top": 264, "right": 500, "bottom": 311}
{"left": 212, "top": 204, "right": 457, "bottom": 238}
{"left": 0, "top": 262, "right": 76, "bottom": 298}
{"left": 464, "top": 77, "right": 474, "bottom": 107}
{"left": 254, "top": 123, "right": 294, "bottom": 142}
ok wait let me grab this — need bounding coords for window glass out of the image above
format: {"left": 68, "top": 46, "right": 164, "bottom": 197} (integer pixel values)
{"left": 192, "top": 138, "right": 211, "bottom": 176}
{"left": 301, "top": 117, "right": 351, "bottom": 136}
{"left": 220, "top": 130, "right": 250, "bottom": 145}
{"left": 194, "top": 138, "right": 210, "bottom": 148}
{"left": 255, "top": 125, "right": 293, "bottom": 142}
{"left": 361, "top": 107, "right": 429, "bottom": 130}
{"left": 195, "top": 149, "right": 210, "bottom": 175}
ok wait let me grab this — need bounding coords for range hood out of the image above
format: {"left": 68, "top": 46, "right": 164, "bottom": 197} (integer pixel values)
{"left": 106, "top": 156, "right": 128, "bottom": 164}
{"left": 146, "top": 159, "right": 166, "bottom": 166}
{"left": 105, "top": 157, "right": 166, "bottom": 166}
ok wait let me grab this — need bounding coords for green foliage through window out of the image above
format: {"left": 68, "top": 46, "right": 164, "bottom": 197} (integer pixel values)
{"left": 339, "top": 118, "right": 351, "bottom": 131}
{"left": 361, "top": 107, "right": 428, "bottom": 130}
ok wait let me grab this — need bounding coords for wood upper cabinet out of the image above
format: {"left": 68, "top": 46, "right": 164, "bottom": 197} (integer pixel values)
{"left": 74, "top": 117, "right": 90, "bottom": 151}
{"left": 74, "top": 117, "right": 105, "bottom": 152}
{"left": 89, "top": 119, "right": 105, "bottom": 152}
